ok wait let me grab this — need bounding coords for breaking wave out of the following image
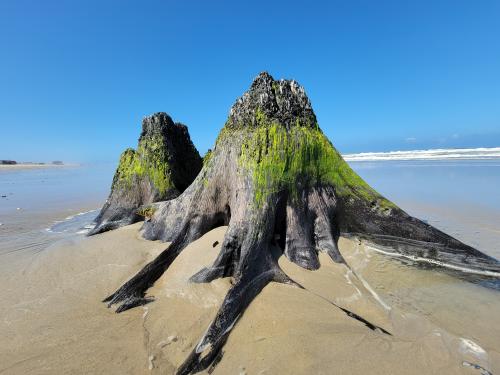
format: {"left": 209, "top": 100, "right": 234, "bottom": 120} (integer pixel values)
{"left": 343, "top": 147, "right": 500, "bottom": 161}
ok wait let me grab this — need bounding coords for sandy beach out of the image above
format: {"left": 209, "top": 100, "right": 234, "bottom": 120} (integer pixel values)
{"left": 1, "top": 222, "right": 498, "bottom": 374}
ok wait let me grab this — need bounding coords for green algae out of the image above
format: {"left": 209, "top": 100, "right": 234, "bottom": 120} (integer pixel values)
{"left": 137, "top": 205, "right": 157, "bottom": 219}
{"left": 271, "top": 81, "right": 280, "bottom": 95}
{"left": 231, "top": 111, "right": 395, "bottom": 209}
{"left": 113, "top": 135, "right": 173, "bottom": 196}
{"left": 202, "top": 149, "right": 213, "bottom": 166}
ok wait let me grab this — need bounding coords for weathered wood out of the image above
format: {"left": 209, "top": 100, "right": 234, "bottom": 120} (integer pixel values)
{"left": 103, "top": 72, "right": 500, "bottom": 374}
{"left": 89, "top": 112, "right": 202, "bottom": 235}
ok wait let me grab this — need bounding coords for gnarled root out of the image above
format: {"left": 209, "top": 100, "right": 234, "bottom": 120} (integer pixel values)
{"left": 284, "top": 194, "right": 319, "bottom": 269}
{"left": 104, "top": 212, "right": 222, "bottom": 312}
{"left": 284, "top": 187, "right": 344, "bottom": 269}
{"left": 190, "top": 224, "right": 244, "bottom": 283}
{"left": 177, "top": 196, "right": 385, "bottom": 374}
{"left": 340, "top": 197, "right": 500, "bottom": 275}
{"left": 177, "top": 261, "right": 276, "bottom": 375}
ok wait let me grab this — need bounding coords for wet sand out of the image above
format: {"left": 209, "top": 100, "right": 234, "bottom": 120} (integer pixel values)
{"left": 1, "top": 223, "right": 498, "bottom": 374}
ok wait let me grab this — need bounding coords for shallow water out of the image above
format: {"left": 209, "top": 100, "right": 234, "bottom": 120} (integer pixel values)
{"left": 0, "top": 163, "right": 114, "bottom": 214}
{"left": 350, "top": 160, "right": 500, "bottom": 259}
{"left": 47, "top": 210, "right": 99, "bottom": 235}
{"left": 340, "top": 237, "right": 500, "bottom": 374}
{"left": 0, "top": 164, "right": 113, "bottom": 256}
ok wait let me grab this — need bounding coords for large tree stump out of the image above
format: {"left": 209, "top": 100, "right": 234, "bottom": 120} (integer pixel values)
{"left": 89, "top": 112, "right": 202, "bottom": 235}
{"left": 103, "top": 73, "right": 500, "bottom": 374}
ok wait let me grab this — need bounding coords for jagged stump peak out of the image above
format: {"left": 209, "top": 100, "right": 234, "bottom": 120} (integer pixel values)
{"left": 227, "top": 71, "right": 317, "bottom": 129}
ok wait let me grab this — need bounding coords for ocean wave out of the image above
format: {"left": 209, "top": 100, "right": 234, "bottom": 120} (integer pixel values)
{"left": 343, "top": 147, "right": 500, "bottom": 161}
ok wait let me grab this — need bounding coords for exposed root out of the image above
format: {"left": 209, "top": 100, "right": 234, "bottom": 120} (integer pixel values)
{"left": 283, "top": 187, "right": 345, "bottom": 269}
{"left": 89, "top": 220, "right": 126, "bottom": 236}
{"left": 177, "top": 266, "right": 276, "bottom": 375}
{"left": 114, "top": 296, "right": 154, "bottom": 313}
{"left": 105, "top": 214, "right": 217, "bottom": 311}
{"left": 345, "top": 233, "right": 500, "bottom": 275}
{"left": 190, "top": 224, "right": 244, "bottom": 283}
{"left": 103, "top": 242, "right": 180, "bottom": 310}
{"left": 337, "top": 304, "right": 391, "bottom": 335}
{"left": 309, "top": 187, "right": 344, "bottom": 263}
{"left": 178, "top": 204, "right": 389, "bottom": 374}
{"left": 285, "top": 195, "right": 319, "bottom": 270}
{"left": 285, "top": 275, "right": 392, "bottom": 336}
{"left": 339, "top": 198, "right": 500, "bottom": 275}
{"left": 179, "top": 251, "right": 390, "bottom": 374}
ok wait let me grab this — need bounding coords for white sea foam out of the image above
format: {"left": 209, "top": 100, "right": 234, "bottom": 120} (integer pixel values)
{"left": 343, "top": 147, "right": 500, "bottom": 161}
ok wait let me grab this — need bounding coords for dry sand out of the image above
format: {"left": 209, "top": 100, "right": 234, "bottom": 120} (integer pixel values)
{"left": 0, "top": 223, "right": 498, "bottom": 374}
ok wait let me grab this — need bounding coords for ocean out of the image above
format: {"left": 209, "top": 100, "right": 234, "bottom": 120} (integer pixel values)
{"left": 0, "top": 163, "right": 114, "bottom": 256}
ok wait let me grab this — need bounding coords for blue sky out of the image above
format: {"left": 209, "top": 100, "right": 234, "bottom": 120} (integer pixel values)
{"left": 1, "top": 0, "right": 499, "bottom": 163}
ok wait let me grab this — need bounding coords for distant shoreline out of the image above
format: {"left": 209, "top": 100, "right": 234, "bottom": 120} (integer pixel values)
{"left": 0, "top": 163, "right": 78, "bottom": 170}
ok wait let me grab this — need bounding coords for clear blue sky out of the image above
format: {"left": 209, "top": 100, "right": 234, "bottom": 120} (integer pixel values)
{"left": 1, "top": 0, "right": 499, "bottom": 163}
